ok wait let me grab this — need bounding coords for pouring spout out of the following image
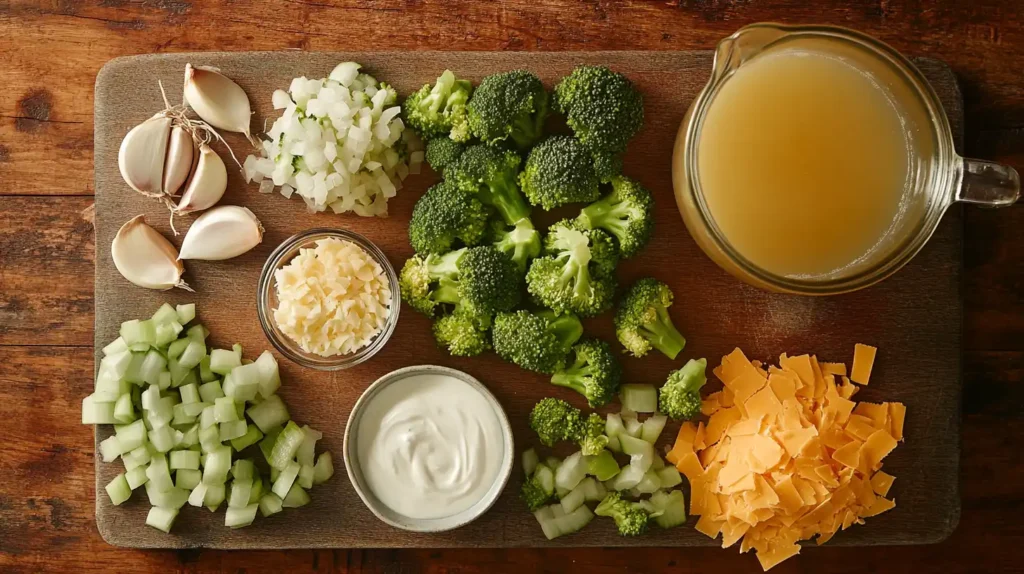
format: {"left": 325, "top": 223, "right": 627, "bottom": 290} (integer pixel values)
{"left": 711, "top": 23, "right": 791, "bottom": 83}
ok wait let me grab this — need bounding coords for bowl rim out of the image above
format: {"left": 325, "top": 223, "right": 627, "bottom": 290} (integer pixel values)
{"left": 256, "top": 227, "right": 401, "bottom": 371}
{"left": 342, "top": 365, "right": 515, "bottom": 533}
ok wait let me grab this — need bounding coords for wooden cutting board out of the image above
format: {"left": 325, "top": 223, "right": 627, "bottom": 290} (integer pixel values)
{"left": 93, "top": 52, "right": 962, "bottom": 549}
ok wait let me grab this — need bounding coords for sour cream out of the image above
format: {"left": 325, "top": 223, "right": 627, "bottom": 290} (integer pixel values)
{"left": 355, "top": 372, "right": 505, "bottom": 520}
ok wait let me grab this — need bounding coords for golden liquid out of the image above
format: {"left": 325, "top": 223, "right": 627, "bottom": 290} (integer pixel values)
{"left": 697, "top": 49, "right": 910, "bottom": 278}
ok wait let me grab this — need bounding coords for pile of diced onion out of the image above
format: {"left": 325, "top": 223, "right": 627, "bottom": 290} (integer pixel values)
{"left": 82, "top": 303, "right": 334, "bottom": 533}
{"left": 244, "top": 62, "right": 423, "bottom": 217}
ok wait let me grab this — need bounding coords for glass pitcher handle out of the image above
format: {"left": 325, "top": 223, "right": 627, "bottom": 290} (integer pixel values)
{"left": 956, "top": 157, "right": 1020, "bottom": 207}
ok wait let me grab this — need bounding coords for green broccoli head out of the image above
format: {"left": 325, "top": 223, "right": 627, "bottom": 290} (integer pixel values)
{"left": 424, "top": 138, "right": 468, "bottom": 173}
{"left": 595, "top": 491, "right": 650, "bottom": 536}
{"left": 433, "top": 309, "right": 492, "bottom": 357}
{"left": 528, "top": 397, "right": 582, "bottom": 447}
{"left": 551, "top": 338, "right": 622, "bottom": 409}
{"left": 659, "top": 358, "right": 708, "bottom": 420}
{"left": 614, "top": 278, "right": 686, "bottom": 359}
{"left": 527, "top": 220, "right": 617, "bottom": 318}
{"left": 591, "top": 149, "right": 623, "bottom": 183}
{"left": 467, "top": 70, "right": 549, "bottom": 149}
{"left": 402, "top": 69, "right": 473, "bottom": 141}
{"left": 409, "top": 179, "right": 490, "bottom": 255}
{"left": 400, "top": 246, "right": 521, "bottom": 317}
{"left": 521, "top": 474, "right": 553, "bottom": 511}
{"left": 577, "top": 176, "right": 654, "bottom": 258}
{"left": 492, "top": 309, "right": 583, "bottom": 374}
{"left": 519, "top": 136, "right": 601, "bottom": 210}
{"left": 553, "top": 65, "right": 644, "bottom": 156}
{"left": 490, "top": 217, "right": 542, "bottom": 273}
{"left": 576, "top": 412, "right": 610, "bottom": 455}
{"left": 448, "top": 144, "right": 532, "bottom": 227}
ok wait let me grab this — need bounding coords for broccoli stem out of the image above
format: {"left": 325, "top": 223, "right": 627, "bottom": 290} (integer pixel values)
{"left": 640, "top": 307, "right": 686, "bottom": 360}
{"left": 510, "top": 113, "right": 543, "bottom": 149}
{"left": 580, "top": 200, "right": 630, "bottom": 238}
{"left": 432, "top": 278, "right": 461, "bottom": 304}
{"left": 495, "top": 219, "right": 541, "bottom": 271}
{"left": 545, "top": 313, "right": 584, "bottom": 354}
{"left": 428, "top": 249, "right": 465, "bottom": 279}
{"left": 484, "top": 180, "right": 532, "bottom": 227}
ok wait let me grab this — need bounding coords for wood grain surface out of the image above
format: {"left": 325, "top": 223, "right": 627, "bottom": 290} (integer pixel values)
{"left": 2, "top": 0, "right": 1023, "bottom": 572}
{"left": 92, "top": 51, "right": 964, "bottom": 549}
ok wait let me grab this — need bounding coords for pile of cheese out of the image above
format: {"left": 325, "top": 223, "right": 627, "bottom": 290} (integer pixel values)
{"left": 666, "top": 344, "right": 905, "bottom": 571}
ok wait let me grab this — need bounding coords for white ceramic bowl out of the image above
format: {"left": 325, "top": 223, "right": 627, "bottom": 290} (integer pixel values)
{"left": 343, "top": 365, "right": 514, "bottom": 532}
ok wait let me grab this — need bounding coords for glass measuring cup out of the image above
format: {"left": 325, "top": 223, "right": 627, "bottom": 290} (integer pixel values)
{"left": 672, "top": 23, "right": 1020, "bottom": 295}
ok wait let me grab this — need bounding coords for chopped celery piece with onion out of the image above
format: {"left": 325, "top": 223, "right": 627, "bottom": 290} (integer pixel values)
{"left": 312, "top": 452, "right": 334, "bottom": 485}
{"left": 198, "top": 380, "right": 225, "bottom": 403}
{"left": 650, "top": 489, "right": 687, "bottom": 528}
{"left": 281, "top": 484, "right": 310, "bottom": 508}
{"left": 522, "top": 448, "right": 539, "bottom": 478}
{"left": 146, "top": 506, "right": 179, "bottom": 533}
{"left": 247, "top": 395, "right": 290, "bottom": 433}
{"left": 585, "top": 450, "right": 619, "bottom": 481}
{"left": 554, "top": 451, "right": 587, "bottom": 491}
{"left": 656, "top": 466, "right": 682, "bottom": 488}
{"left": 225, "top": 503, "right": 259, "bottom": 528}
{"left": 125, "top": 465, "right": 149, "bottom": 489}
{"left": 210, "top": 349, "right": 241, "bottom": 375}
{"left": 169, "top": 449, "right": 200, "bottom": 470}
{"left": 176, "top": 468, "right": 202, "bottom": 490}
{"left": 214, "top": 397, "right": 239, "bottom": 423}
{"left": 228, "top": 479, "right": 253, "bottom": 508}
{"left": 641, "top": 414, "right": 668, "bottom": 443}
{"left": 175, "top": 303, "right": 196, "bottom": 325}
{"left": 106, "top": 473, "right": 132, "bottom": 505}
{"left": 259, "top": 493, "right": 283, "bottom": 517}
{"left": 268, "top": 421, "right": 304, "bottom": 470}
{"left": 219, "top": 420, "right": 248, "bottom": 442}
{"left": 272, "top": 461, "right": 301, "bottom": 498}
{"left": 203, "top": 446, "right": 232, "bottom": 485}
{"left": 230, "top": 424, "right": 264, "bottom": 452}
{"left": 83, "top": 395, "right": 118, "bottom": 424}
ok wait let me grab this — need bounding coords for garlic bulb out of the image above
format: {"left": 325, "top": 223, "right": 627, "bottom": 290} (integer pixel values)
{"left": 176, "top": 144, "right": 227, "bottom": 213}
{"left": 112, "top": 215, "right": 190, "bottom": 290}
{"left": 183, "top": 64, "right": 255, "bottom": 143}
{"left": 163, "top": 126, "right": 196, "bottom": 196}
{"left": 178, "top": 206, "right": 264, "bottom": 261}
{"left": 118, "top": 115, "right": 172, "bottom": 196}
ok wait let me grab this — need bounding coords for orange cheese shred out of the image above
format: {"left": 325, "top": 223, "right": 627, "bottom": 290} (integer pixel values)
{"left": 687, "top": 346, "right": 906, "bottom": 571}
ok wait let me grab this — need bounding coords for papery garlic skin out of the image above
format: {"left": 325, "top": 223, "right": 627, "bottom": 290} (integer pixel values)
{"left": 119, "top": 115, "right": 172, "bottom": 196}
{"left": 178, "top": 205, "right": 264, "bottom": 261}
{"left": 176, "top": 144, "right": 227, "bottom": 213}
{"left": 183, "top": 64, "right": 254, "bottom": 140}
{"left": 163, "top": 126, "right": 196, "bottom": 196}
{"left": 112, "top": 215, "right": 189, "bottom": 290}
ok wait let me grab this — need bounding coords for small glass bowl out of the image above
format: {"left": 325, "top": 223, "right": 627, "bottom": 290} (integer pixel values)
{"left": 257, "top": 228, "right": 400, "bottom": 371}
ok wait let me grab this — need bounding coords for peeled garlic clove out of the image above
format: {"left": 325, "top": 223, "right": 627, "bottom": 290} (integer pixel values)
{"left": 183, "top": 64, "right": 253, "bottom": 138}
{"left": 119, "top": 115, "right": 172, "bottom": 195}
{"left": 112, "top": 215, "right": 189, "bottom": 290}
{"left": 162, "top": 126, "right": 196, "bottom": 195}
{"left": 176, "top": 144, "right": 227, "bottom": 213}
{"left": 178, "top": 205, "right": 263, "bottom": 261}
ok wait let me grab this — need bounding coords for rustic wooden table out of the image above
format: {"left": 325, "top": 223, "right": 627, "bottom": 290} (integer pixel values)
{"left": 1, "top": 1, "right": 1022, "bottom": 572}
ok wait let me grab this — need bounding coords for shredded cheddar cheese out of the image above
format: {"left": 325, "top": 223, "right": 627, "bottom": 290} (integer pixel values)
{"left": 273, "top": 237, "right": 392, "bottom": 357}
{"left": 668, "top": 346, "right": 904, "bottom": 571}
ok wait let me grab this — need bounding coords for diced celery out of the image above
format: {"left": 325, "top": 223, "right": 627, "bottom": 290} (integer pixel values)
{"left": 624, "top": 416, "right": 643, "bottom": 438}
{"left": 145, "top": 506, "right": 179, "bottom": 533}
{"left": 82, "top": 395, "right": 119, "bottom": 424}
{"left": 272, "top": 461, "right": 301, "bottom": 498}
{"left": 176, "top": 468, "right": 202, "bottom": 490}
{"left": 113, "top": 393, "right": 136, "bottom": 424}
{"left": 186, "top": 323, "right": 208, "bottom": 342}
{"left": 585, "top": 450, "right": 620, "bottom": 481}
{"left": 123, "top": 352, "right": 147, "bottom": 385}
{"left": 99, "top": 435, "right": 124, "bottom": 462}
{"left": 219, "top": 420, "right": 248, "bottom": 442}
{"left": 157, "top": 371, "right": 172, "bottom": 390}
{"left": 619, "top": 433, "right": 654, "bottom": 460}
{"left": 620, "top": 384, "right": 658, "bottom": 413}
{"left": 188, "top": 482, "right": 208, "bottom": 507}
{"left": 149, "top": 425, "right": 176, "bottom": 453}
{"left": 259, "top": 426, "right": 283, "bottom": 462}
{"left": 259, "top": 493, "right": 283, "bottom": 517}
{"left": 199, "top": 356, "right": 217, "bottom": 383}
{"left": 103, "top": 336, "right": 129, "bottom": 357}
{"left": 560, "top": 481, "right": 587, "bottom": 514}
{"left": 605, "top": 414, "right": 624, "bottom": 452}
{"left": 129, "top": 342, "right": 152, "bottom": 353}
{"left": 179, "top": 424, "right": 199, "bottom": 448}
{"left": 214, "top": 397, "right": 239, "bottom": 423}
{"left": 169, "top": 449, "right": 200, "bottom": 470}
{"left": 106, "top": 473, "right": 132, "bottom": 505}
{"left": 172, "top": 403, "right": 197, "bottom": 426}
{"left": 152, "top": 303, "right": 179, "bottom": 325}
{"left": 139, "top": 350, "right": 168, "bottom": 386}
{"left": 281, "top": 484, "right": 310, "bottom": 508}
{"left": 199, "top": 425, "right": 222, "bottom": 452}
{"left": 101, "top": 350, "right": 134, "bottom": 379}
{"left": 203, "top": 445, "right": 232, "bottom": 485}
{"left": 225, "top": 503, "right": 259, "bottom": 528}
{"left": 178, "top": 340, "right": 207, "bottom": 370}
{"left": 270, "top": 466, "right": 280, "bottom": 483}
{"left": 228, "top": 479, "right": 253, "bottom": 508}
{"left": 656, "top": 466, "right": 682, "bottom": 488}
{"left": 249, "top": 477, "right": 263, "bottom": 504}
{"left": 247, "top": 395, "right": 290, "bottom": 433}
{"left": 298, "top": 464, "right": 314, "bottom": 489}
{"left": 269, "top": 421, "right": 304, "bottom": 470}
{"left": 122, "top": 449, "right": 147, "bottom": 471}
{"left": 125, "top": 465, "right": 149, "bottom": 489}
{"left": 115, "top": 419, "right": 147, "bottom": 451}
{"left": 545, "top": 456, "right": 562, "bottom": 475}
{"left": 635, "top": 470, "right": 661, "bottom": 494}
{"left": 234, "top": 399, "right": 245, "bottom": 420}
{"left": 232, "top": 459, "right": 255, "bottom": 481}
{"left": 144, "top": 484, "right": 188, "bottom": 510}
{"left": 556, "top": 485, "right": 569, "bottom": 499}
{"left": 230, "top": 424, "right": 264, "bottom": 452}
{"left": 554, "top": 451, "right": 587, "bottom": 491}
{"left": 146, "top": 453, "right": 174, "bottom": 491}
{"left": 651, "top": 453, "right": 666, "bottom": 470}
{"left": 641, "top": 415, "right": 668, "bottom": 444}
{"left": 650, "top": 490, "right": 687, "bottom": 528}
{"left": 535, "top": 504, "right": 593, "bottom": 540}
{"left": 141, "top": 385, "right": 160, "bottom": 411}
{"left": 176, "top": 303, "right": 196, "bottom": 325}
{"left": 254, "top": 351, "right": 281, "bottom": 398}
{"left": 198, "top": 380, "right": 224, "bottom": 403}
{"left": 522, "top": 448, "right": 539, "bottom": 478}
{"left": 205, "top": 482, "right": 226, "bottom": 512}
{"left": 121, "top": 319, "right": 156, "bottom": 346}
{"left": 182, "top": 401, "right": 208, "bottom": 417}
{"left": 583, "top": 477, "right": 607, "bottom": 502}
{"left": 210, "top": 349, "right": 241, "bottom": 375}
{"left": 224, "top": 363, "right": 261, "bottom": 401}
{"left": 154, "top": 321, "right": 184, "bottom": 347}
{"left": 166, "top": 338, "right": 191, "bottom": 361}
{"left": 232, "top": 343, "right": 243, "bottom": 359}
{"left": 610, "top": 464, "right": 645, "bottom": 491}
{"left": 312, "top": 452, "right": 334, "bottom": 485}
{"left": 296, "top": 425, "right": 322, "bottom": 467}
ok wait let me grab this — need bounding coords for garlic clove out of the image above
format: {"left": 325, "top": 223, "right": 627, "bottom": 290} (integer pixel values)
{"left": 112, "top": 215, "right": 190, "bottom": 290}
{"left": 162, "top": 126, "right": 196, "bottom": 196}
{"left": 119, "top": 115, "right": 172, "bottom": 195}
{"left": 183, "top": 64, "right": 253, "bottom": 139}
{"left": 176, "top": 144, "right": 227, "bottom": 213}
{"left": 178, "top": 205, "right": 264, "bottom": 261}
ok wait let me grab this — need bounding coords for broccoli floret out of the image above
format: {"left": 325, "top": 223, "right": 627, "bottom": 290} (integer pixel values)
{"left": 409, "top": 179, "right": 489, "bottom": 255}
{"left": 447, "top": 144, "right": 531, "bottom": 226}
{"left": 521, "top": 473, "right": 553, "bottom": 511}
{"left": 519, "top": 136, "right": 600, "bottom": 210}
{"left": 576, "top": 412, "right": 610, "bottom": 455}
{"left": 595, "top": 492, "right": 650, "bottom": 536}
{"left": 591, "top": 150, "right": 623, "bottom": 183}
{"left": 527, "top": 220, "right": 617, "bottom": 318}
{"left": 424, "top": 138, "right": 467, "bottom": 173}
{"left": 400, "top": 246, "right": 521, "bottom": 317}
{"left": 529, "top": 398, "right": 583, "bottom": 447}
{"left": 467, "top": 70, "right": 549, "bottom": 149}
{"left": 433, "top": 310, "right": 492, "bottom": 357}
{"left": 551, "top": 338, "right": 622, "bottom": 409}
{"left": 577, "top": 175, "right": 654, "bottom": 258}
{"left": 492, "top": 309, "right": 583, "bottom": 374}
{"left": 553, "top": 65, "right": 644, "bottom": 156}
{"left": 659, "top": 358, "right": 708, "bottom": 420}
{"left": 614, "top": 278, "right": 686, "bottom": 359}
{"left": 491, "top": 218, "right": 542, "bottom": 273}
{"left": 402, "top": 69, "right": 473, "bottom": 141}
